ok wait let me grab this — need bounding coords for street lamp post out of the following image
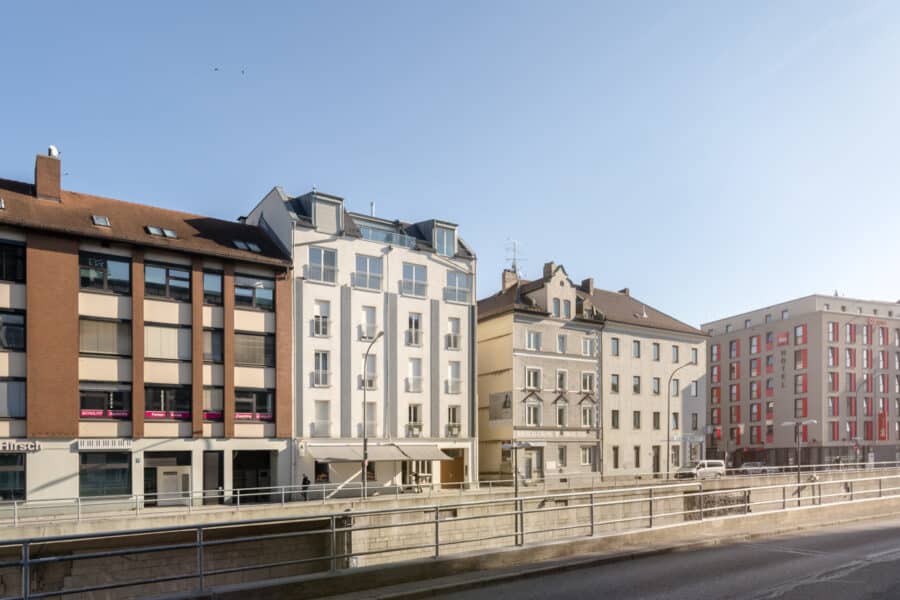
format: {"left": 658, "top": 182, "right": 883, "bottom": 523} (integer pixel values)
{"left": 361, "top": 331, "right": 384, "bottom": 499}
{"left": 666, "top": 358, "right": 697, "bottom": 480}
{"left": 781, "top": 418, "right": 817, "bottom": 506}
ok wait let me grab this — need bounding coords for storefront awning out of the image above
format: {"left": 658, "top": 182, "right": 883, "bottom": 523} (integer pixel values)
{"left": 398, "top": 445, "right": 453, "bottom": 461}
{"left": 365, "top": 445, "right": 408, "bottom": 461}
{"left": 306, "top": 445, "right": 363, "bottom": 463}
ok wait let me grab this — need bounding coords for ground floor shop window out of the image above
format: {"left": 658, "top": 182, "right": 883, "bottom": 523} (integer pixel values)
{"left": 79, "top": 452, "right": 131, "bottom": 497}
{"left": 0, "top": 453, "right": 25, "bottom": 500}
{"left": 314, "top": 461, "right": 329, "bottom": 483}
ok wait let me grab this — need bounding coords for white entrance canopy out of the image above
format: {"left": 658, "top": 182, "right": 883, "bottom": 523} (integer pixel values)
{"left": 397, "top": 445, "right": 453, "bottom": 461}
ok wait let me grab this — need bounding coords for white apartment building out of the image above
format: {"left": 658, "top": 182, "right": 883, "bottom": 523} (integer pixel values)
{"left": 478, "top": 263, "right": 707, "bottom": 481}
{"left": 246, "top": 189, "right": 477, "bottom": 490}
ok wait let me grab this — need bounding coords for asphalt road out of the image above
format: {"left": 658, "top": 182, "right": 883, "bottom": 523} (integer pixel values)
{"left": 433, "top": 517, "right": 900, "bottom": 600}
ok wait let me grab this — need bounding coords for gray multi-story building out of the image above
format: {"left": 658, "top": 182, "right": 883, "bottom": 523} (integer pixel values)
{"left": 703, "top": 294, "right": 900, "bottom": 467}
{"left": 477, "top": 262, "right": 707, "bottom": 482}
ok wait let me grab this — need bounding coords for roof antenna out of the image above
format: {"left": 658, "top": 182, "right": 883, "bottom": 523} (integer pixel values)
{"left": 370, "top": 201, "right": 375, "bottom": 217}
{"left": 505, "top": 238, "right": 526, "bottom": 277}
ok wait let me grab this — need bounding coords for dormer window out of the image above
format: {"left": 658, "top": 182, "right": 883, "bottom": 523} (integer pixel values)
{"left": 434, "top": 226, "right": 456, "bottom": 257}
{"left": 92, "top": 215, "right": 111, "bottom": 227}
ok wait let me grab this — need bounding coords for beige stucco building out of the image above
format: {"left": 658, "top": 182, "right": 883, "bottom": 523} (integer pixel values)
{"left": 477, "top": 262, "right": 707, "bottom": 482}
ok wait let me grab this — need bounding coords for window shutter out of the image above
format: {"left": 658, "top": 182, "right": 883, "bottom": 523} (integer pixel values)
{"left": 801, "top": 349, "right": 808, "bottom": 369}
{"left": 802, "top": 397, "right": 808, "bottom": 417}
{"left": 802, "top": 374, "right": 808, "bottom": 393}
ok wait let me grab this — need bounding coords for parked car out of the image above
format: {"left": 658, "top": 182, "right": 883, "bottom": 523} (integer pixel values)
{"left": 674, "top": 460, "right": 726, "bottom": 479}
{"left": 738, "top": 461, "right": 776, "bottom": 476}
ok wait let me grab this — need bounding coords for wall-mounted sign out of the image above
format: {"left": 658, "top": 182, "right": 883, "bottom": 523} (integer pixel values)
{"left": 77, "top": 439, "right": 133, "bottom": 451}
{"left": 0, "top": 440, "right": 41, "bottom": 453}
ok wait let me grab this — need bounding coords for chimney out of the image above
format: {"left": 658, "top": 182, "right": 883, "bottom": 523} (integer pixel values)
{"left": 501, "top": 269, "right": 519, "bottom": 292}
{"left": 35, "top": 149, "right": 61, "bottom": 202}
{"left": 618, "top": 287, "right": 630, "bottom": 296}
{"left": 581, "top": 278, "right": 594, "bottom": 295}
{"left": 542, "top": 261, "right": 555, "bottom": 280}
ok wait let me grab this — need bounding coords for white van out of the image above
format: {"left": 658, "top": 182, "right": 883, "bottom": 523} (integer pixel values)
{"left": 674, "top": 460, "right": 726, "bottom": 480}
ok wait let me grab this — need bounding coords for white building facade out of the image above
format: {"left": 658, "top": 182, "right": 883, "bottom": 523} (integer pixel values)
{"left": 246, "top": 189, "right": 477, "bottom": 490}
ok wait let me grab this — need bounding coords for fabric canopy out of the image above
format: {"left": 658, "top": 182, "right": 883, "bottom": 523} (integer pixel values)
{"left": 305, "top": 445, "right": 363, "bottom": 463}
{"left": 364, "top": 445, "right": 408, "bottom": 461}
{"left": 398, "top": 445, "right": 453, "bottom": 461}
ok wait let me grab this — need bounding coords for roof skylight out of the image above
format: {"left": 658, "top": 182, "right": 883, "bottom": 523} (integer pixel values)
{"left": 146, "top": 226, "right": 163, "bottom": 236}
{"left": 92, "top": 215, "right": 111, "bottom": 227}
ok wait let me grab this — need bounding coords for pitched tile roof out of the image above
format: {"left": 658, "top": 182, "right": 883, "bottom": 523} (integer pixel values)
{"left": 0, "top": 178, "right": 290, "bottom": 267}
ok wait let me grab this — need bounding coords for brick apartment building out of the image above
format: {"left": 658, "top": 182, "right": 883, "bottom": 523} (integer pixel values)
{"left": 703, "top": 295, "right": 900, "bottom": 467}
{"left": 0, "top": 150, "right": 292, "bottom": 503}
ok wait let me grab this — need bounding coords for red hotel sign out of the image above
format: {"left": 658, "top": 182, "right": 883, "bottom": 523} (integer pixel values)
{"left": 776, "top": 332, "right": 789, "bottom": 346}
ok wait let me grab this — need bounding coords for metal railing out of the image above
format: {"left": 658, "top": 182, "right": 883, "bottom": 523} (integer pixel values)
{"left": 351, "top": 272, "right": 383, "bottom": 291}
{"left": 4, "top": 468, "right": 900, "bottom": 599}
{"left": 406, "top": 376, "right": 423, "bottom": 393}
{"left": 312, "top": 316, "right": 329, "bottom": 337}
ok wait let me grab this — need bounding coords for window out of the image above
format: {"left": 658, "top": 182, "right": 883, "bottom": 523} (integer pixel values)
{"left": 652, "top": 343, "right": 660, "bottom": 361}
{"left": 557, "top": 445, "right": 567, "bottom": 467}
{"left": 445, "top": 271, "right": 472, "bottom": 303}
{"left": 557, "top": 334, "right": 567, "bottom": 354}
{"left": 725, "top": 324, "right": 733, "bottom": 333}
{"left": 612, "top": 446, "right": 620, "bottom": 469}
{"left": 308, "top": 246, "right": 337, "bottom": 283}
{"left": 401, "top": 263, "right": 427, "bottom": 297}
{"left": 447, "top": 361, "right": 462, "bottom": 394}
{"left": 447, "top": 317, "right": 462, "bottom": 350}
{"left": 203, "top": 272, "right": 223, "bottom": 305}
{"left": 79, "top": 384, "right": 131, "bottom": 419}
{"left": 556, "top": 402, "right": 568, "bottom": 427}
{"left": 405, "top": 358, "right": 423, "bottom": 393}
{"left": 671, "top": 378, "right": 680, "bottom": 397}
{"left": 672, "top": 345, "right": 680, "bottom": 363}
{"left": 203, "top": 387, "right": 224, "bottom": 420}
{"left": 77, "top": 318, "right": 130, "bottom": 355}
{"left": 750, "top": 336, "right": 760, "bottom": 354}
{"left": 352, "top": 254, "right": 383, "bottom": 290}
{"left": 633, "top": 340, "right": 641, "bottom": 358}
{"left": 563, "top": 300, "right": 571, "bottom": 319}
{"left": 144, "top": 263, "right": 190, "bottom": 302}
{"left": 653, "top": 411, "right": 660, "bottom": 430}
{"left": 79, "top": 452, "right": 131, "bottom": 497}
{"left": 611, "top": 337, "right": 620, "bottom": 356}
{"left": 0, "top": 453, "right": 25, "bottom": 500}
{"left": 611, "top": 409, "right": 620, "bottom": 429}
{"left": 80, "top": 252, "right": 130, "bottom": 294}
{"left": 652, "top": 377, "right": 661, "bottom": 395}
{"left": 691, "top": 347, "right": 698, "bottom": 364}
{"left": 526, "top": 402, "right": 541, "bottom": 426}
{"left": 234, "top": 333, "right": 275, "bottom": 367}
{"left": 203, "top": 330, "right": 223, "bottom": 362}
{"left": 313, "top": 351, "right": 330, "bottom": 387}
{"left": 556, "top": 369, "right": 568, "bottom": 391}
{"left": 634, "top": 446, "right": 641, "bottom": 469}
{"left": 144, "top": 325, "right": 191, "bottom": 361}
{"left": 360, "top": 306, "right": 377, "bottom": 340}
{"left": 0, "top": 379, "right": 26, "bottom": 418}
{"left": 235, "top": 389, "right": 274, "bottom": 420}
{"left": 144, "top": 386, "right": 192, "bottom": 419}
{"left": 363, "top": 354, "right": 377, "bottom": 389}
{"left": 581, "top": 372, "right": 595, "bottom": 392}
{"left": 552, "top": 298, "right": 561, "bottom": 317}
{"left": 406, "top": 313, "right": 423, "bottom": 346}
{"left": 313, "top": 300, "right": 330, "bottom": 337}
{"left": 794, "top": 397, "right": 808, "bottom": 418}
{"left": 781, "top": 309, "right": 789, "bottom": 320}
{"left": 691, "top": 380, "right": 699, "bottom": 397}
{"left": 434, "top": 226, "right": 456, "bottom": 257}
{"left": 313, "top": 400, "right": 331, "bottom": 437}
{"left": 526, "top": 330, "right": 542, "bottom": 351}
{"left": 581, "top": 404, "right": 594, "bottom": 427}
{"left": 235, "top": 275, "right": 274, "bottom": 311}
{"left": 691, "top": 412, "right": 699, "bottom": 430}
{"left": 633, "top": 376, "right": 641, "bottom": 394}
{"left": 671, "top": 445, "right": 680, "bottom": 467}
{"left": 526, "top": 367, "right": 541, "bottom": 390}
{"left": 729, "top": 384, "right": 739, "bottom": 402}
{"left": 710, "top": 344, "right": 720, "bottom": 362}
{"left": 582, "top": 337, "right": 594, "bottom": 356}
{"left": 0, "top": 242, "right": 25, "bottom": 283}
{"left": 580, "top": 447, "right": 594, "bottom": 466}
{"left": 633, "top": 410, "right": 641, "bottom": 429}
{"left": 729, "top": 340, "right": 739, "bottom": 359}
{"left": 611, "top": 374, "right": 619, "bottom": 393}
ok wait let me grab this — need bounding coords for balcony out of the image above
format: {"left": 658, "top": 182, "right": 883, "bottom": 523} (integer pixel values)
{"left": 360, "top": 375, "right": 378, "bottom": 390}
{"left": 312, "top": 370, "right": 331, "bottom": 388}
{"left": 406, "top": 376, "right": 423, "bottom": 393}
{"left": 312, "top": 316, "right": 330, "bottom": 337}
{"left": 443, "top": 287, "right": 471, "bottom": 304}
{"left": 305, "top": 264, "right": 337, "bottom": 284}
{"left": 359, "top": 225, "right": 417, "bottom": 249}
{"left": 311, "top": 421, "right": 331, "bottom": 437}
{"left": 358, "top": 421, "right": 378, "bottom": 437}
{"left": 351, "top": 272, "right": 383, "bottom": 291}
{"left": 406, "top": 422, "right": 423, "bottom": 438}
{"left": 446, "top": 378, "right": 462, "bottom": 395}
{"left": 446, "top": 422, "right": 461, "bottom": 438}
{"left": 399, "top": 280, "right": 427, "bottom": 298}
{"left": 359, "top": 323, "right": 378, "bottom": 341}
{"left": 405, "top": 329, "right": 423, "bottom": 347}
{"left": 445, "top": 333, "right": 460, "bottom": 350}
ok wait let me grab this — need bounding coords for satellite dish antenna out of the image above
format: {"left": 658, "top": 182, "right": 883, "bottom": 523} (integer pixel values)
{"left": 48, "top": 145, "right": 59, "bottom": 158}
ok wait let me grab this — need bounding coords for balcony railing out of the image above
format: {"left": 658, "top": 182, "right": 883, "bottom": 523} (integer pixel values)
{"left": 360, "top": 375, "right": 377, "bottom": 390}
{"left": 359, "top": 323, "right": 378, "bottom": 341}
{"left": 312, "top": 371, "right": 331, "bottom": 387}
{"left": 351, "top": 272, "right": 383, "bottom": 291}
{"left": 359, "top": 225, "right": 417, "bottom": 249}
{"left": 446, "top": 378, "right": 462, "bottom": 394}
{"left": 405, "top": 329, "right": 422, "bottom": 347}
{"left": 445, "top": 333, "right": 460, "bottom": 350}
{"left": 358, "top": 421, "right": 378, "bottom": 437}
{"left": 311, "top": 421, "right": 331, "bottom": 437}
{"left": 443, "top": 287, "right": 471, "bottom": 303}
{"left": 305, "top": 264, "right": 337, "bottom": 284}
{"left": 406, "top": 376, "right": 423, "bottom": 393}
{"left": 446, "top": 422, "right": 461, "bottom": 438}
{"left": 406, "top": 422, "right": 423, "bottom": 438}
{"left": 312, "top": 316, "right": 330, "bottom": 337}
{"left": 399, "top": 280, "right": 427, "bottom": 298}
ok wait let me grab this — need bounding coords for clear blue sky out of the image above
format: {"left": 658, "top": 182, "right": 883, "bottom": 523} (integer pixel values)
{"left": 2, "top": 1, "right": 899, "bottom": 327}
